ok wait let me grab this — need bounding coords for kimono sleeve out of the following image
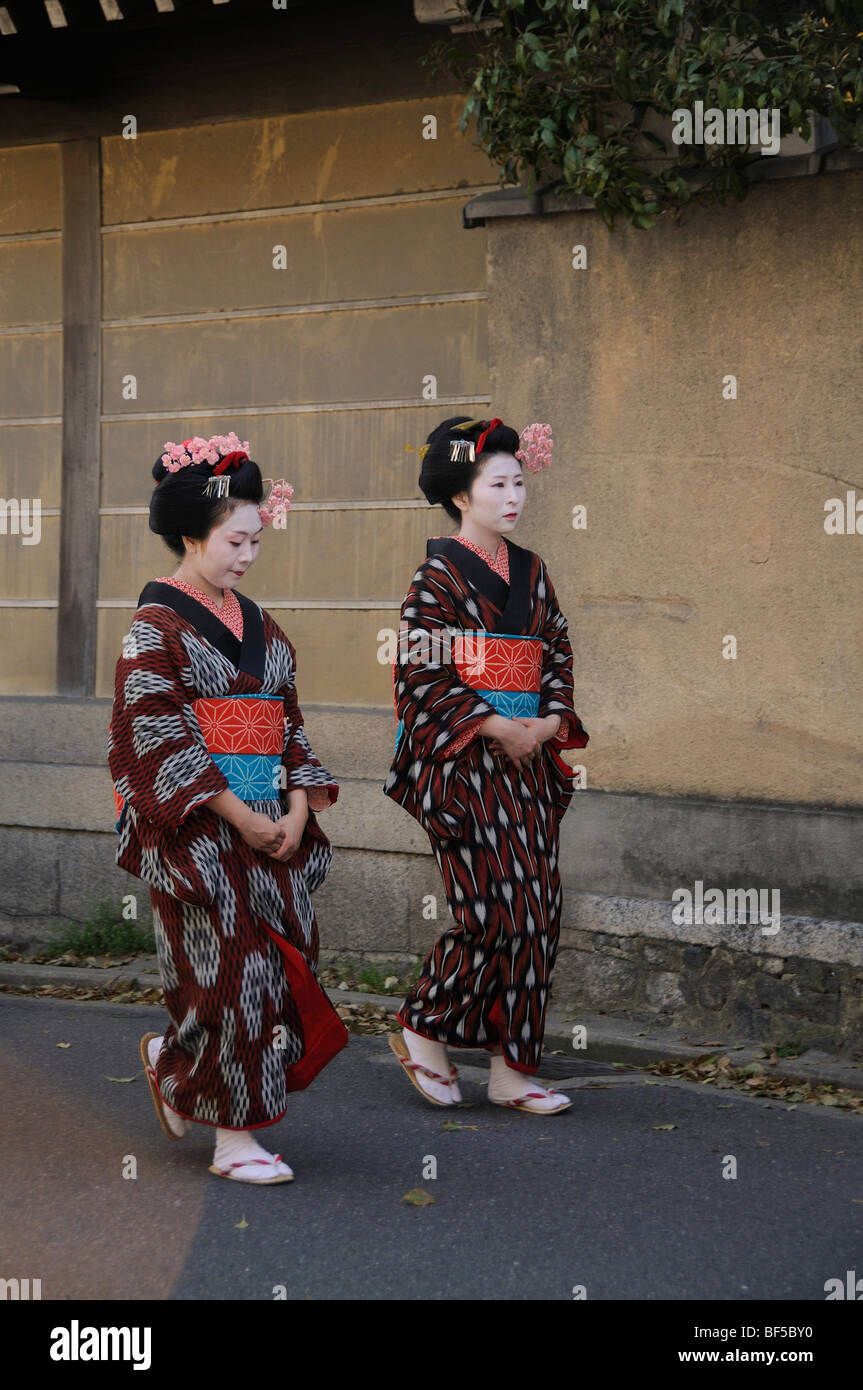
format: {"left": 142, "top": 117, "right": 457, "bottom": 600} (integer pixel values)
{"left": 107, "top": 608, "right": 229, "bottom": 832}
{"left": 395, "top": 558, "right": 496, "bottom": 761}
{"left": 537, "top": 561, "right": 589, "bottom": 751}
{"left": 280, "top": 639, "right": 339, "bottom": 813}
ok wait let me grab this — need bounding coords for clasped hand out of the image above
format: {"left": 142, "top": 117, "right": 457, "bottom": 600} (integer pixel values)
{"left": 487, "top": 714, "right": 561, "bottom": 770}
{"left": 239, "top": 805, "right": 309, "bottom": 861}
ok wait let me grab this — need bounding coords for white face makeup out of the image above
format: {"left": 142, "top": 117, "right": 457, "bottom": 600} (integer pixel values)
{"left": 179, "top": 502, "right": 263, "bottom": 597}
{"left": 453, "top": 451, "right": 525, "bottom": 539}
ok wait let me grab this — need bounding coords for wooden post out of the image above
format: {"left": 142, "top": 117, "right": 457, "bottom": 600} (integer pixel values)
{"left": 57, "top": 139, "right": 101, "bottom": 695}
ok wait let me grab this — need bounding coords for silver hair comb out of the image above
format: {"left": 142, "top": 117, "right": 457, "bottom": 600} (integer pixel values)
{"left": 449, "top": 439, "right": 476, "bottom": 464}
{"left": 203, "top": 475, "right": 231, "bottom": 499}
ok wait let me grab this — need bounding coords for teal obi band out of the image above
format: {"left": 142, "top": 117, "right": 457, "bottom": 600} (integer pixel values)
{"left": 210, "top": 753, "right": 283, "bottom": 802}
{"left": 394, "top": 688, "right": 539, "bottom": 753}
{"left": 192, "top": 693, "right": 285, "bottom": 802}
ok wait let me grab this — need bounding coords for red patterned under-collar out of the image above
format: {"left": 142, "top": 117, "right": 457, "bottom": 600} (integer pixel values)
{"left": 156, "top": 576, "right": 244, "bottom": 640}
{"left": 442, "top": 534, "right": 511, "bottom": 582}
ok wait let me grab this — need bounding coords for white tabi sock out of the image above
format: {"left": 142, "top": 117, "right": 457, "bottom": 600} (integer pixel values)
{"left": 487, "top": 1051, "right": 562, "bottom": 1108}
{"left": 402, "top": 1028, "right": 461, "bottom": 1104}
{"left": 213, "top": 1127, "right": 293, "bottom": 1180}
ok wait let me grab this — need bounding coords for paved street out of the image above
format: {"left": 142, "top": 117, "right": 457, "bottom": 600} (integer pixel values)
{"left": 2, "top": 995, "right": 861, "bottom": 1302}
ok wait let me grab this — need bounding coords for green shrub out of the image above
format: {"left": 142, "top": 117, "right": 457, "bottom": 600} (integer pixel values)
{"left": 46, "top": 902, "right": 156, "bottom": 959}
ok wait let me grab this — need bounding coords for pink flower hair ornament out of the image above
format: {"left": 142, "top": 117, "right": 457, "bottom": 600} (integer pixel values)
{"left": 515, "top": 422, "right": 553, "bottom": 473}
{"left": 259, "top": 478, "right": 294, "bottom": 529}
{"left": 158, "top": 433, "right": 294, "bottom": 525}
{"left": 160, "top": 431, "right": 251, "bottom": 473}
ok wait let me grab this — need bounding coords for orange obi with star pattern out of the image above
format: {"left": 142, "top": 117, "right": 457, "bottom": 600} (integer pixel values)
{"left": 192, "top": 694, "right": 284, "bottom": 802}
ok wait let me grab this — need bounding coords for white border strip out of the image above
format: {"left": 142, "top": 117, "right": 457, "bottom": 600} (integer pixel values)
{"left": 101, "top": 185, "right": 502, "bottom": 233}
{"left": 103, "top": 289, "right": 486, "bottom": 329}
{"left": 0, "top": 599, "right": 58, "bottom": 608}
{"left": 0, "top": 415, "right": 63, "bottom": 425}
{"left": 0, "top": 324, "right": 61, "bottom": 336}
{"left": 0, "top": 230, "right": 61, "bottom": 245}
{"left": 99, "top": 499, "right": 427, "bottom": 515}
{"left": 0, "top": 395, "right": 489, "bottom": 428}
{"left": 99, "top": 394, "right": 489, "bottom": 423}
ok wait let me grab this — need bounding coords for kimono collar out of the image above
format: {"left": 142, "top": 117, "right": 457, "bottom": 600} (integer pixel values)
{"left": 425, "top": 536, "right": 531, "bottom": 634}
{"left": 137, "top": 580, "right": 266, "bottom": 681}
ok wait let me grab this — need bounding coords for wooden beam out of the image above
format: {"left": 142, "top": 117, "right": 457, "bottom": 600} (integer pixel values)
{"left": 57, "top": 138, "right": 101, "bottom": 696}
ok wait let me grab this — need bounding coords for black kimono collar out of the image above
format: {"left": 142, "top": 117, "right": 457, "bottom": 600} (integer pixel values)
{"left": 425, "top": 536, "right": 531, "bottom": 634}
{"left": 137, "top": 581, "right": 266, "bottom": 682}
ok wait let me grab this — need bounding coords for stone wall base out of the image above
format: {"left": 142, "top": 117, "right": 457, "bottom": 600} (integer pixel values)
{"left": 2, "top": 829, "right": 860, "bottom": 1055}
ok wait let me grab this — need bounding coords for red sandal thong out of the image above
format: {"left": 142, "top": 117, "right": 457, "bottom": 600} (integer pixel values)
{"left": 489, "top": 1087, "right": 573, "bottom": 1115}
{"left": 208, "top": 1153, "right": 294, "bottom": 1185}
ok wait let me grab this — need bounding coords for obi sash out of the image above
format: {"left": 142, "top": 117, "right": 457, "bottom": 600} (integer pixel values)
{"left": 192, "top": 694, "right": 284, "bottom": 801}
{"left": 112, "top": 693, "right": 284, "bottom": 826}
{"left": 393, "top": 630, "right": 543, "bottom": 751}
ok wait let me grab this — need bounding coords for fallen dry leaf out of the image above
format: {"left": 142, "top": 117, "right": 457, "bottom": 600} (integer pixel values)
{"left": 56, "top": 1042, "right": 70, "bottom": 1049}
{"left": 402, "top": 1188, "right": 435, "bottom": 1207}
{"left": 106, "top": 1076, "right": 137, "bottom": 1084}
{"left": 234, "top": 1215, "right": 248, "bottom": 1229}
{"left": 653, "top": 1124, "right": 677, "bottom": 1131}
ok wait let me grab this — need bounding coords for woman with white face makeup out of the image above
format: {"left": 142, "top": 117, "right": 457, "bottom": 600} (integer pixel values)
{"left": 108, "top": 434, "right": 346, "bottom": 1184}
{"left": 384, "top": 416, "right": 589, "bottom": 1114}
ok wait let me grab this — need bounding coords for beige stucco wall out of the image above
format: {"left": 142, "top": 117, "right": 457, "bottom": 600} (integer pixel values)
{"left": 94, "top": 95, "right": 497, "bottom": 702}
{"left": 483, "top": 171, "right": 863, "bottom": 808}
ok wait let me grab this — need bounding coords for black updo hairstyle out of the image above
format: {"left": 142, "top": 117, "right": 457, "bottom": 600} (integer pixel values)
{"left": 149, "top": 452, "right": 265, "bottom": 559}
{"left": 418, "top": 416, "right": 521, "bottom": 525}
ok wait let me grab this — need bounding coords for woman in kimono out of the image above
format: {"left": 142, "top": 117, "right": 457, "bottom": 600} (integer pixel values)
{"left": 383, "top": 417, "right": 588, "bottom": 1114}
{"left": 108, "top": 433, "right": 347, "bottom": 1184}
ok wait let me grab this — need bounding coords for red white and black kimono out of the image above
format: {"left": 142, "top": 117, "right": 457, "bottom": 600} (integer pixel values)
{"left": 108, "top": 581, "right": 347, "bottom": 1130}
{"left": 383, "top": 537, "right": 588, "bottom": 1074}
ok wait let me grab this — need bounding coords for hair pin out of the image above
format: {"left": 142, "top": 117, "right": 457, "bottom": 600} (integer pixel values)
{"left": 203, "top": 475, "right": 231, "bottom": 499}
{"left": 449, "top": 439, "right": 476, "bottom": 464}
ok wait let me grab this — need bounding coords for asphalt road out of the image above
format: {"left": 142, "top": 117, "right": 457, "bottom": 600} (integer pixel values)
{"left": 2, "top": 994, "right": 861, "bottom": 1302}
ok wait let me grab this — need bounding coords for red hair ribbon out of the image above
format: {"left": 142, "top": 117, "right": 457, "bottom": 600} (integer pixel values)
{"left": 475, "top": 418, "right": 502, "bottom": 458}
{"left": 212, "top": 450, "right": 248, "bottom": 475}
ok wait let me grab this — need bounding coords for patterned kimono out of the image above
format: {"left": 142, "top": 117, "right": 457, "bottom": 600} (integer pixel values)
{"left": 383, "top": 537, "right": 588, "bottom": 1074}
{"left": 108, "top": 581, "right": 347, "bottom": 1130}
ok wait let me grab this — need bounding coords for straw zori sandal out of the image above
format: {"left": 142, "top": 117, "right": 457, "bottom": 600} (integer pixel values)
{"left": 490, "top": 1087, "right": 572, "bottom": 1114}
{"left": 139, "top": 1032, "right": 186, "bottom": 1141}
{"left": 388, "top": 1032, "right": 459, "bottom": 1107}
